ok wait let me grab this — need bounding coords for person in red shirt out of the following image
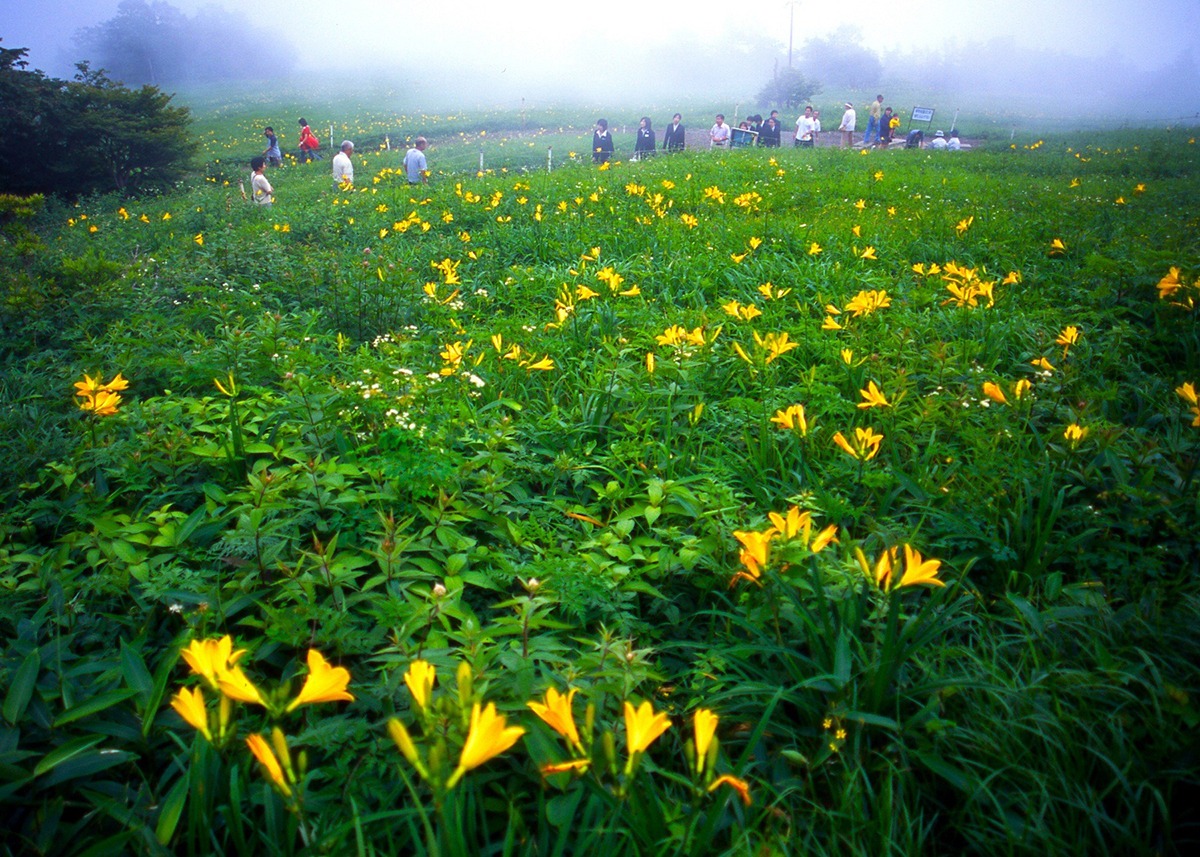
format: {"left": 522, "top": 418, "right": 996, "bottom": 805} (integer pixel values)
{"left": 297, "top": 118, "right": 322, "bottom": 163}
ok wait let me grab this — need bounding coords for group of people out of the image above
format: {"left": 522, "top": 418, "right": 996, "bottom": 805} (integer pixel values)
{"left": 592, "top": 114, "right": 687, "bottom": 163}
{"left": 592, "top": 100, "right": 934, "bottom": 161}
{"left": 833, "top": 96, "right": 902, "bottom": 148}
{"left": 247, "top": 119, "right": 431, "bottom": 206}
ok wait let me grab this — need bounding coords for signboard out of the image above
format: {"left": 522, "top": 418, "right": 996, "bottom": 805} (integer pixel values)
{"left": 910, "top": 107, "right": 935, "bottom": 124}
{"left": 730, "top": 128, "right": 759, "bottom": 149}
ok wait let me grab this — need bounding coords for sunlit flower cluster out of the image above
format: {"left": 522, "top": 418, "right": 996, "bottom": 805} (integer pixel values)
{"left": 74, "top": 372, "right": 129, "bottom": 417}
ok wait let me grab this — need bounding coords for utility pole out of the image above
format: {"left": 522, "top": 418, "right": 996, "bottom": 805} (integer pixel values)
{"left": 787, "top": 2, "right": 796, "bottom": 69}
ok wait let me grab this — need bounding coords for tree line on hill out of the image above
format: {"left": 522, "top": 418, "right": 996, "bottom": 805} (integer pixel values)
{"left": 0, "top": 42, "right": 194, "bottom": 198}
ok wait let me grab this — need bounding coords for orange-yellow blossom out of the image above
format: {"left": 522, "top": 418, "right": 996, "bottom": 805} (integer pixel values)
{"left": 286, "top": 649, "right": 354, "bottom": 712}
{"left": 708, "top": 774, "right": 752, "bottom": 805}
{"left": 527, "top": 687, "right": 582, "bottom": 750}
{"left": 170, "top": 686, "right": 212, "bottom": 740}
{"left": 624, "top": 699, "right": 672, "bottom": 757}
{"left": 246, "top": 733, "right": 292, "bottom": 797}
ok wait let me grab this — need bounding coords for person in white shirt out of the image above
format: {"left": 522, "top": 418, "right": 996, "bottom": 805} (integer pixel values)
{"left": 710, "top": 114, "right": 731, "bottom": 148}
{"left": 332, "top": 140, "right": 354, "bottom": 186}
{"left": 947, "top": 130, "right": 962, "bottom": 151}
{"left": 838, "top": 102, "right": 856, "bottom": 148}
{"left": 794, "top": 106, "right": 817, "bottom": 148}
{"left": 249, "top": 156, "right": 273, "bottom": 206}
{"left": 930, "top": 130, "right": 948, "bottom": 150}
{"left": 403, "top": 137, "right": 428, "bottom": 184}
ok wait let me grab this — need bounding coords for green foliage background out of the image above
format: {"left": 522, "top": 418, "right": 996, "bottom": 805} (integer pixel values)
{"left": 1, "top": 87, "right": 1198, "bottom": 855}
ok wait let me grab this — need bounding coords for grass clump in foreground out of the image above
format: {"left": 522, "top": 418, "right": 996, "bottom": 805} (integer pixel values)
{"left": 1, "top": 116, "right": 1199, "bottom": 855}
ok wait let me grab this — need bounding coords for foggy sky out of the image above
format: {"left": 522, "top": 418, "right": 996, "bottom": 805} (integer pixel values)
{"left": 4, "top": 0, "right": 1198, "bottom": 108}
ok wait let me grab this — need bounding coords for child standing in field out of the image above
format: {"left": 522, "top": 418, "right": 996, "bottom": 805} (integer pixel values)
{"left": 249, "top": 156, "right": 273, "bottom": 205}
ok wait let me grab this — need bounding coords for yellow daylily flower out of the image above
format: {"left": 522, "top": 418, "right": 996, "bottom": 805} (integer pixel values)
{"left": 897, "top": 544, "right": 946, "bottom": 588}
{"left": 982, "top": 382, "right": 1008, "bottom": 404}
{"left": 285, "top": 650, "right": 354, "bottom": 712}
{"left": 527, "top": 687, "right": 582, "bottom": 750}
{"left": 1176, "top": 382, "right": 1198, "bottom": 406}
{"left": 624, "top": 699, "right": 671, "bottom": 757}
{"left": 246, "top": 733, "right": 292, "bottom": 797}
{"left": 832, "top": 427, "right": 883, "bottom": 461}
{"left": 1157, "top": 267, "right": 1183, "bottom": 300}
{"left": 766, "top": 506, "right": 812, "bottom": 540}
{"left": 404, "top": 660, "right": 436, "bottom": 713}
{"left": 732, "top": 529, "right": 773, "bottom": 581}
{"left": 857, "top": 381, "right": 890, "bottom": 409}
{"left": 541, "top": 758, "right": 591, "bottom": 775}
{"left": 387, "top": 718, "right": 426, "bottom": 774}
{"left": 181, "top": 635, "right": 248, "bottom": 691}
{"left": 707, "top": 774, "right": 752, "bottom": 805}
{"left": 170, "top": 686, "right": 212, "bottom": 741}
{"left": 1064, "top": 423, "right": 1088, "bottom": 447}
{"left": 693, "top": 708, "right": 718, "bottom": 774}
{"left": 769, "top": 404, "right": 808, "bottom": 435}
{"left": 1055, "top": 325, "right": 1080, "bottom": 352}
{"left": 78, "top": 388, "right": 122, "bottom": 416}
{"left": 524, "top": 355, "right": 556, "bottom": 371}
{"left": 217, "top": 665, "right": 268, "bottom": 707}
{"left": 808, "top": 242, "right": 823, "bottom": 255}
{"left": 447, "top": 702, "right": 526, "bottom": 788}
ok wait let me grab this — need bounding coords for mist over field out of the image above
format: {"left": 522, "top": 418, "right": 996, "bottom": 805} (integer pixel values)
{"left": 3, "top": 0, "right": 1199, "bottom": 122}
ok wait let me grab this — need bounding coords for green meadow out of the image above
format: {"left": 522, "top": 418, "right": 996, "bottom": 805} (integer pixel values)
{"left": 1, "top": 89, "right": 1198, "bottom": 856}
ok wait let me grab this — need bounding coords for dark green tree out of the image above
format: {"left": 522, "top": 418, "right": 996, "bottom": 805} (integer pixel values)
{"left": 757, "top": 68, "right": 822, "bottom": 109}
{"left": 0, "top": 44, "right": 195, "bottom": 197}
{"left": 72, "top": 0, "right": 294, "bottom": 87}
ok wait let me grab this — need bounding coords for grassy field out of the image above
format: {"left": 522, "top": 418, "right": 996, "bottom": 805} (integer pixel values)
{"left": 1, "top": 89, "right": 1199, "bottom": 856}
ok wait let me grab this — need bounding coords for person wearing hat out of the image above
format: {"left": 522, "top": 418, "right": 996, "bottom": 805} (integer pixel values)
{"left": 930, "top": 130, "right": 948, "bottom": 150}
{"left": 947, "top": 130, "right": 962, "bottom": 151}
{"left": 838, "top": 102, "right": 856, "bottom": 148}
{"left": 333, "top": 140, "right": 355, "bottom": 186}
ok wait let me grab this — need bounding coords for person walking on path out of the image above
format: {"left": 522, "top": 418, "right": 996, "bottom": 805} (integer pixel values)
{"left": 262, "top": 127, "right": 282, "bottom": 167}
{"left": 863, "top": 95, "right": 884, "bottom": 146}
{"left": 297, "top": 118, "right": 322, "bottom": 162}
{"left": 404, "top": 137, "right": 429, "bottom": 184}
{"left": 838, "top": 102, "right": 856, "bottom": 148}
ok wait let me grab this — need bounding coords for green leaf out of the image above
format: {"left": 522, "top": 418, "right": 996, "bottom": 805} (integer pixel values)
{"left": 120, "top": 642, "right": 154, "bottom": 709}
{"left": 155, "top": 775, "right": 190, "bottom": 845}
{"left": 53, "top": 688, "right": 139, "bottom": 727}
{"left": 41, "top": 749, "right": 135, "bottom": 786}
{"left": 143, "top": 642, "right": 184, "bottom": 739}
{"left": 33, "top": 735, "right": 104, "bottom": 777}
{"left": 3, "top": 649, "right": 41, "bottom": 724}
